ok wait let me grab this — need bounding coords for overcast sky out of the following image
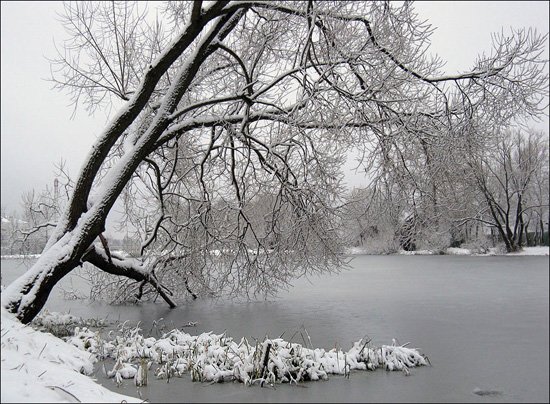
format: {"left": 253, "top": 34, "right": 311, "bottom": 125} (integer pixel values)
{"left": 1, "top": 1, "right": 549, "bottom": 218}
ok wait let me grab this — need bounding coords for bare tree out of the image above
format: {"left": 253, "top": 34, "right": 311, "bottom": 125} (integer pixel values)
{"left": 1, "top": 207, "right": 26, "bottom": 256}
{"left": 346, "top": 21, "right": 550, "bottom": 252}
{"left": 464, "top": 129, "right": 549, "bottom": 252}
{"left": 2, "top": 1, "right": 548, "bottom": 323}
{"left": 529, "top": 146, "right": 549, "bottom": 246}
{"left": 10, "top": 162, "right": 73, "bottom": 254}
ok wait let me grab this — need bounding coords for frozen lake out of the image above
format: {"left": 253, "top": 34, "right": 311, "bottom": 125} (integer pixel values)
{"left": 1, "top": 254, "right": 549, "bottom": 402}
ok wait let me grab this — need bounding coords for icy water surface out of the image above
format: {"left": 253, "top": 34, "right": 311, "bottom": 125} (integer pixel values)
{"left": 1, "top": 255, "right": 549, "bottom": 402}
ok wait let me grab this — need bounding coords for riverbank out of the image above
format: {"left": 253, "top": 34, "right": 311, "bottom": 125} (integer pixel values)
{"left": 346, "top": 246, "right": 550, "bottom": 256}
{"left": 0, "top": 307, "right": 142, "bottom": 403}
{"left": 3, "top": 246, "right": 549, "bottom": 261}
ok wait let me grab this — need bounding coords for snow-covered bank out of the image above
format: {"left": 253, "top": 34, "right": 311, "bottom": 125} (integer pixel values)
{"left": 446, "top": 246, "right": 549, "bottom": 256}
{"left": 4, "top": 246, "right": 548, "bottom": 261}
{"left": 0, "top": 250, "right": 132, "bottom": 260}
{"left": 0, "top": 254, "right": 41, "bottom": 259}
{"left": 505, "top": 246, "right": 550, "bottom": 256}
{"left": 0, "top": 307, "right": 142, "bottom": 403}
{"left": 346, "top": 246, "right": 550, "bottom": 256}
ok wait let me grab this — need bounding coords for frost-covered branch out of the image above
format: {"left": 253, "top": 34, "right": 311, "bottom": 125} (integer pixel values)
{"left": 82, "top": 246, "right": 176, "bottom": 308}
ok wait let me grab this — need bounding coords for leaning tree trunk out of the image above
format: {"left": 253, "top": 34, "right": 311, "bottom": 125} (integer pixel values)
{"left": 1, "top": 210, "right": 104, "bottom": 323}
{"left": 1, "top": 193, "right": 179, "bottom": 324}
{"left": 1, "top": 9, "right": 242, "bottom": 324}
{"left": 1, "top": 224, "right": 177, "bottom": 324}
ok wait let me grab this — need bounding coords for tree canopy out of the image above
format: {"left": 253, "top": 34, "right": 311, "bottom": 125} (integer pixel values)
{"left": 2, "top": 1, "right": 548, "bottom": 323}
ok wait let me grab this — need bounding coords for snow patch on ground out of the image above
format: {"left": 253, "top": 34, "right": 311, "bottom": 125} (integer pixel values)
{"left": 346, "top": 246, "right": 549, "bottom": 256}
{"left": 445, "top": 248, "right": 473, "bottom": 255}
{"left": 0, "top": 307, "right": 141, "bottom": 403}
{"left": 505, "top": 246, "right": 549, "bottom": 256}
{"left": 398, "top": 249, "right": 438, "bottom": 255}
{"left": 346, "top": 246, "right": 371, "bottom": 255}
{"left": 0, "top": 254, "right": 42, "bottom": 259}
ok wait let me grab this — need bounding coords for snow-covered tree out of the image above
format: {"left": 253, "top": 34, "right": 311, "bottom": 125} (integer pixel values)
{"left": 2, "top": 1, "right": 548, "bottom": 323}
{"left": 13, "top": 162, "right": 72, "bottom": 254}
{"left": 464, "top": 129, "right": 549, "bottom": 252}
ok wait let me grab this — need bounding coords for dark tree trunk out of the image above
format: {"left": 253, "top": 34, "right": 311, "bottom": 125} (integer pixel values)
{"left": 1, "top": 10, "right": 243, "bottom": 324}
{"left": 539, "top": 217, "right": 545, "bottom": 246}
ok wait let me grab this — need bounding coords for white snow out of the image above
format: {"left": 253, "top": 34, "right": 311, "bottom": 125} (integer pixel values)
{"left": 505, "top": 246, "right": 549, "bottom": 256}
{"left": 0, "top": 307, "right": 142, "bottom": 403}
{"left": 0, "top": 254, "right": 42, "bottom": 259}
{"left": 346, "top": 246, "right": 370, "bottom": 255}
{"left": 345, "top": 246, "right": 549, "bottom": 256}
{"left": 1, "top": 217, "right": 28, "bottom": 224}
{"left": 398, "top": 249, "right": 437, "bottom": 255}
{"left": 63, "top": 320, "right": 428, "bottom": 386}
{"left": 445, "top": 247, "right": 472, "bottom": 255}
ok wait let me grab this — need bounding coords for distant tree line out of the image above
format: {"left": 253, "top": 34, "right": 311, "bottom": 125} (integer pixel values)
{"left": 342, "top": 128, "right": 549, "bottom": 253}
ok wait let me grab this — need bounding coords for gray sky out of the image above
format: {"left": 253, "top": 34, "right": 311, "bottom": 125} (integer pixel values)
{"left": 2, "top": 1, "right": 549, "bottom": 217}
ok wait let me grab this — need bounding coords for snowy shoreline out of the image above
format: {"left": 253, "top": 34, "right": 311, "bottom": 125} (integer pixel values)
{"left": 0, "top": 307, "right": 142, "bottom": 403}
{"left": 0, "top": 254, "right": 42, "bottom": 259}
{"left": 2, "top": 246, "right": 549, "bottom": 261}
{"left": 346, "top": 246, "right": 550, "bottom": 256}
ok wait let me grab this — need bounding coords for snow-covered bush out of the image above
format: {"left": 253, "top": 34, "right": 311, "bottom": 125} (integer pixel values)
{"left": 65, "top": 320, "right": 429, "bottom": 387}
